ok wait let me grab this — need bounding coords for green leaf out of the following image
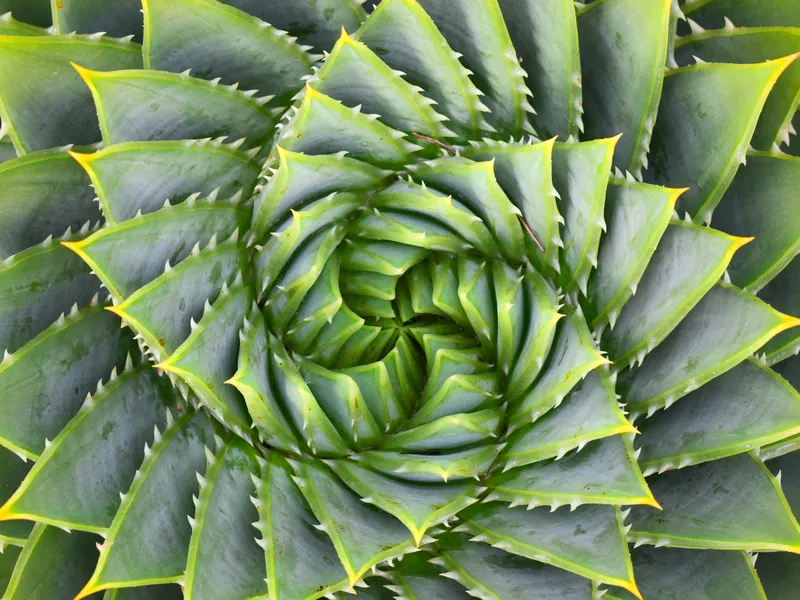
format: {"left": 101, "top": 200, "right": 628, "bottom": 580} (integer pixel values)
{"left": 589, "top": 182, "right": 684, "bottom": 330}
{"left": 63, "top": 195, "right": 247, "bottom": 300}
{"left": 758, "top": 257, "right": 800, "bottom": 363}
{"left": 490, "top": 436, "right": 656, "bottom": 510}
{"left": 675, "top": 28, "right": 800, "bottom": 151}
{"left": 142, "top": 0, "right": 315, "bottom": 103}
{"left": 552, "top": 138, "right": 617, "bottom": 295}
{"left": 222, "top": 0, "right": 365, "bottom": 51}
{"left": 54, "top": 0, "right": 144, "bottom": 40}
{"left": 645, "top": 57, "right": 797, "bottom": 222}
{"left": 463, "top": 138, "right": 562, "bottom": 273}
{"left": 416, "top": 0, "right": 531, "bottom": 137}
{"left": 503, "top": 370, "right": 634, "bottom": 471}
{"left": 508, "top": 312, "right": 609, "bottom": 433}
{"left": 327, "top": 458, "right": 482, "bottom": 545}
{"left": 76, "top": 66, "right": 276, "bottom": 147}
{"left": 159, "top": 284, "right": 251, "bottom": 432}
{"left": 0, "top": 445, "right": 32, "bottom": 548}
{"left": 766, "top": 448, "right": 800, "bottom": 513}
{"left": 185, "top": 438, "right": 267, "bottom": 600}
{"left": 310, "top": 29, "right": 455, "bottom": 138}
{"left": 263, "top": 333, "right": 350, "bottom": 457}
{"left": 629, "top": 453, "right": 800, "bottom": 552}
{"left": 0, "top": 544, "right": 22, "bottom": 596}
{"left": 278, "top": 85, "right": 419, "bottom": 169}
{"left": 356, "top": 183, "right": 500, "bottom": 258}
{"left": 0, "top": 367, "right": 173, "bottom": 532}
{"left": 577, "top": 0, "right": 671, "bottom": 177}
{"left": 0, "top": 235, "right": 100, "bottom": 353}
{"left": 0, "top": 147, "right": 101, "bottom": 259}
{"left": 456, "top": 503, "right": 639, "bottom": 597}
{"left": 227, "top": 309, "right": 301, "bottom": 454}
{"left": 604, "top": 222, "right": 747, "bottom": 365}
{"left": 290, "top": 459, "right": 417, "bottom": 588}
{"left": 352, "top": 445, "right": 503, "bottom": 483}
{"left": 255, "top": 190, "right": 362, "bottom": 301}
{"left": 383, "top": 407, "right": 504, "bottom": 452}
{"left": 0, "top": 34, "right": 141, "bottom": 153}
{"left": 496, "top": 0, "right": 582, "bottom": 139}
{"left": 71, "top": 140, "right": 260, "bottom": 224}
{"left": 407, "top": 157, "right": 525, "bottom": 264}
{"left": 295, "top": 356, "right": 383, "bottom": 449}
{"left": 4, "top": 524, "right": 99, "bottom": 600}
{"left": 355, "top": 0, "right": 490, "bottom": 139}
{"left": 683, "top": 0, "right": 800, "bottom": 29}
{"left": 110, "top": 240, "right": 245, "bottom": 363}
{"left": 637, "top": 359, "right": 800, "bottom": 474}
{"left": 256, "top": 453, "right": 349, "bottom": 599}
{"left": 76, "top": 410, "right": 215, "bottom": 598}
{"left": 0, "top": 304, "right": 133, "bottom": 460}
{"left": 617, "top": 284, "right": 800, "bottom": 417}
{"left": 385, "top": 550, "right": 472, "bottom": 600}
{"left": 505, "top": 270, "right": 561, "bottom": 403}
{"left": 435, "top": 533, "right": 595, "bottom": 600}
{"left": 711, "top": 152, "right": 800, "bottom": 292}
{"left": 618, "top": 547, "right": 767, "bottom": 600}
{"left": 252, "top": 148, "right": 389, "bottom": 244}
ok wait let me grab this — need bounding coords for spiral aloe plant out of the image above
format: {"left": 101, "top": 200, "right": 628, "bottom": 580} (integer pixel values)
{"left": 0, "top": 0, "right": 799, "bottom": 598}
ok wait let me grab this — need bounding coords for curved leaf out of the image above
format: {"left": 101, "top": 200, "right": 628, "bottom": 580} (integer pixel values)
{"left": 504, "top": 371, "right": 634, "bottom": 471}
{"left": 76, "top": 67, "right": 275, "bottom": 147}
{"left": 76, "top": 411, "right": 215, "bottom": 598}
{"left": 71, "top": 139, "right": 260, "bottom": 224}
{"left": 0, "top": 34, "right": 141, "bottom": 153}
{"left": 63, "top": 195, "right": 247, "bottom": 300}
{"left": 636, "top": 359, "right": 800, "bottom": 473}
{"left": 310, "top": 29, "right": 454, "bottom": 138}
{"left": 629, "top": 453, "right": 800, "bottom": 552}
{"left": 0, "top": 235, "right": 100, "bottom": 353}
{"left": 0, "top": 367, "right": 173, "bottom": 532}
{"left": 577, "top": 0, "right": 672, "bottom": 177}
{"left": 618, "top": 283, "right": 800, "bottom": 417}
{"left": 158, "top": 284, "right": 252, "bottom": 432}
{"left": 497, "top": 0, "right": 581, "bottom": 139}
{"left": 646, "top": 57, "right": 797, "bottom": 222}
{"left": 185, "top": 438, "right": 267, "bottom": 600}
{"left": 4, "top": 524, "right": 99, "bottom": 600}
{"left": 674, "top": 27, "right": 800, "bottom": 151}
{"left": 605, "top": 222, "right": 747, "bottom": 365}
{"left": 0, "top": 304, "right": 133, "bottom": 460}
{"left": 457, "top": 503, "right": 639, "bottom": 597}
{"left": 143, "top": 0, "right": 315, "bottom": 104}
{"left": 590, "top": 182, "right": 684, "bottom": 330}
{"left": 490, "top": 436, "right": 656, "bottom": 509}
{"left": 417, "top": 0, "right": 530, "bottom": 136}
{"left": 711, "top": 152, "right": 800, "bottom": 292}
{"left": 0, "top": 147, "right": 100, "bottom": 259}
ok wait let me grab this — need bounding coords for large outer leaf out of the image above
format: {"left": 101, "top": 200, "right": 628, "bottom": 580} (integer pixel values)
{"left": 0, "top": 35, "right": 141, "bottom": 153}
{"left": 497, "top": 0, "right": 582, "bottom": 139}
{"left": 629, "top": 453, "right": 800, "bottom": 552}
{"left": 577, "top": 0, "right": 671, "bottom": 177}
{"left": 143, "top": 0, "right": 315, "bottom": 104}
{"left": 646, "top": 56, "right": 796, "bottom": 222}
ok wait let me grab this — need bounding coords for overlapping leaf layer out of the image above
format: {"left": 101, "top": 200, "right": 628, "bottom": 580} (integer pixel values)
{"left": 0, "top": 0, "right": 798, "bottom": 599}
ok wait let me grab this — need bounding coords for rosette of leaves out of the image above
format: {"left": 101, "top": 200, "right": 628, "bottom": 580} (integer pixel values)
{"left": 0, "top": 0, "right": 799, "bottom": 599}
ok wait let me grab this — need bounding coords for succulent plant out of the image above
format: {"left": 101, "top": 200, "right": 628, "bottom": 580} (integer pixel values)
{"left": 0, "top": 0, "right": 799, "bottom": 599}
